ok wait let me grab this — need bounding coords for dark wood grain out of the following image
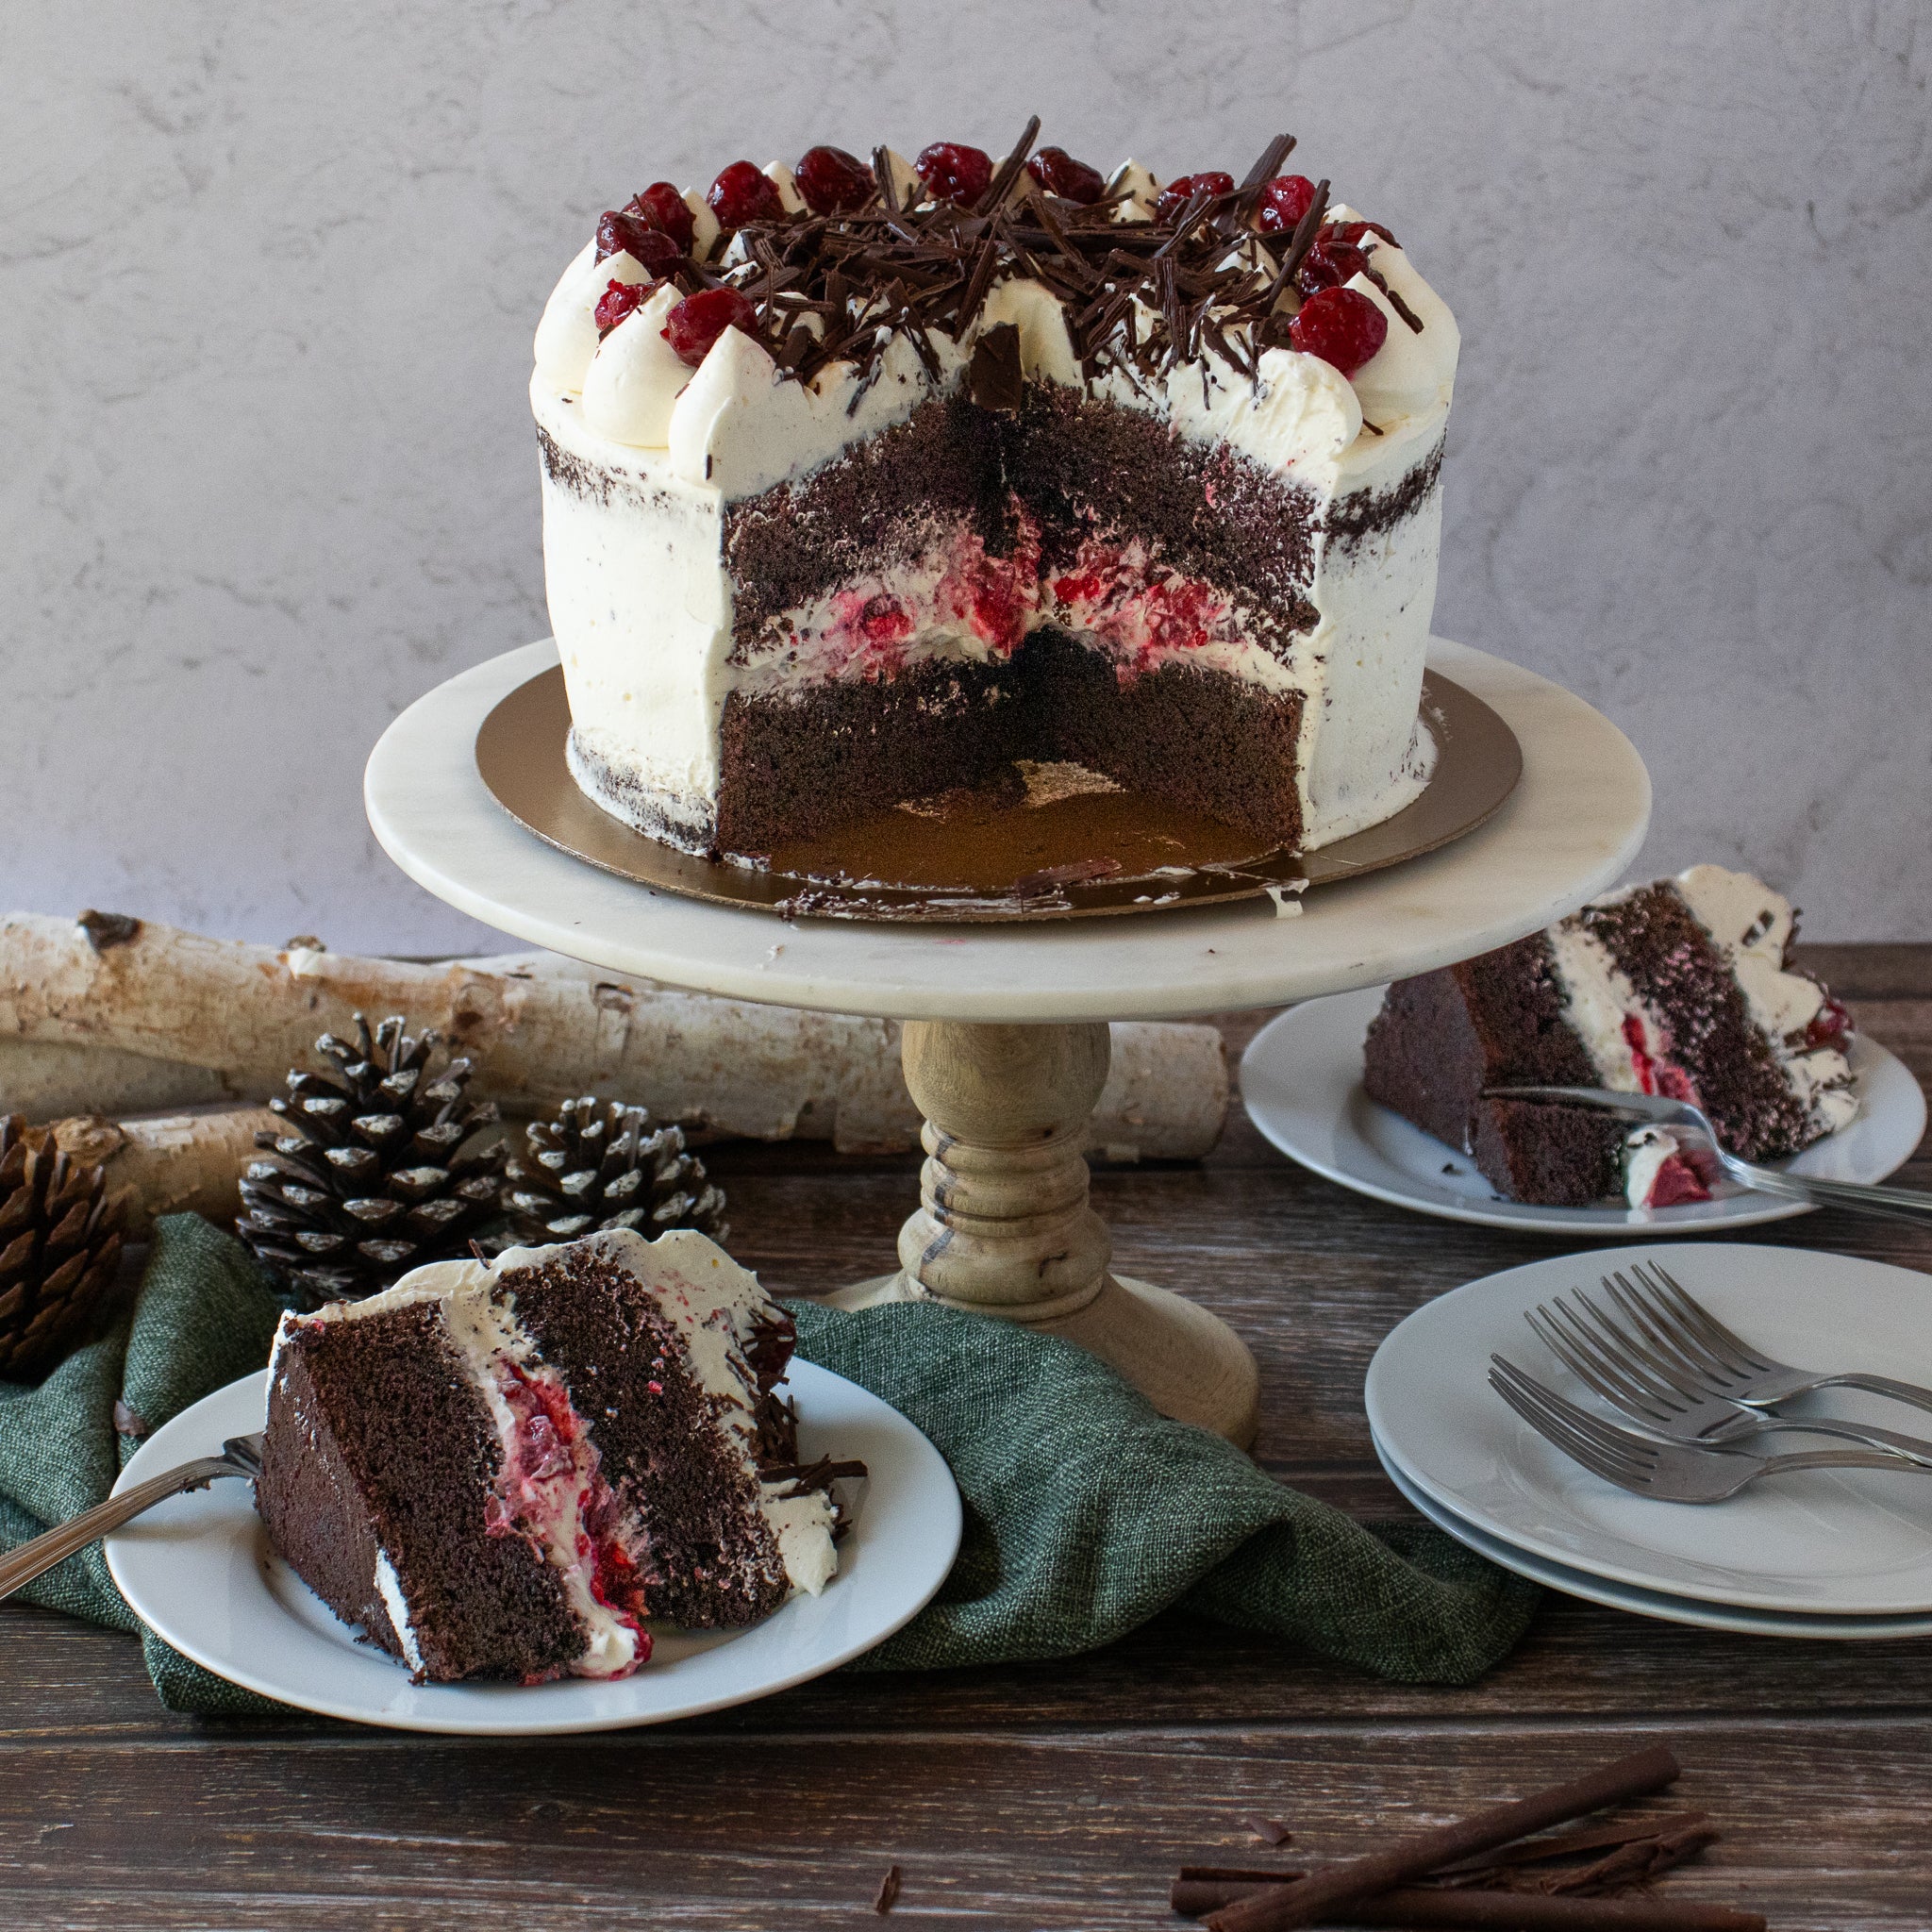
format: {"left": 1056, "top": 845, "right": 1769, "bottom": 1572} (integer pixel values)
{"left": 3, "top": 950, "right": 1927, "bottom": 1930}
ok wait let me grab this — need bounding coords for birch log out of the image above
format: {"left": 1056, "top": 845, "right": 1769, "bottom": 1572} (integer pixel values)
{"left": 0, "top": 914, "right": 1226, "bottom": 1159}
{"left": 30, "top": 1110, "right": 282, "bottom": 1238}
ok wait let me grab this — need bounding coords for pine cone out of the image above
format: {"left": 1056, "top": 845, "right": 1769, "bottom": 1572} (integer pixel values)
{"left": 0, "top": 1115, "right": 125, "bottom": 1381}
{"left": 237, "top": 1014, "right": 507, "bottom": 1307}
{"left": 493, "top": 1097, "right": 728, "bottom": 1251}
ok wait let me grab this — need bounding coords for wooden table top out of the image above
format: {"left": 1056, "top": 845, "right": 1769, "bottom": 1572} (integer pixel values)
{"left": 3, "top": 943, "right": 1926, "bottom": 1930}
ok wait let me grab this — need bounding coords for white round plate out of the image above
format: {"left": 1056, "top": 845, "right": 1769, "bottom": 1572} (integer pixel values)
{"left": 1366, "top": 1242, "right": 1932, "bottom": 1617}
{"left": 364, "top": 637, "right": 1648, "bottom": 1023}
{"left": 1242, "top": 986, "right": 1925, "bottom": 1235}
{"left": 1373, "top": 1427, "right": 1932, "bottom": 1640}
{"left": 105, "top": 1361, "right": 960, "bottom": 1735}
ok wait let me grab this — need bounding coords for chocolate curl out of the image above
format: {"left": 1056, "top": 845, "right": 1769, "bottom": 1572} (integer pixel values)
{"left": 1174, "top": 1878, "right": 1762, "bottom": 1930}
{"left": 1204, "top": 1746, "right": 1684, "bottom": 1932}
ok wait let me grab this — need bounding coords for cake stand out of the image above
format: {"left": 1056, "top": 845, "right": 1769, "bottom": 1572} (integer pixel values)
{"left": 365, "top": 637, "right": 1650, "bottom": 1445}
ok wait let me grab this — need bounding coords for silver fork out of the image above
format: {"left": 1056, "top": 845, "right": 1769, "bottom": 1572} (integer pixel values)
{"left": 0, "top": 1432, "right": 263, "bottom": 1604}
{"left": 1489, "top": 1357, "right": 1928, "bottom": 1503}
{"left": 1616, "top": 1259, "right": 1932, "bottom": 1419}
{"left": 1482, "top": 1084, "right": 1932, "bottom": 1225}
{"left": 1524, "top": 1289, "right": 1932, "bottom": 1464}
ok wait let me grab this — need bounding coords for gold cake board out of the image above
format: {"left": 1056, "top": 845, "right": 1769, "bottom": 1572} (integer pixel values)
{"left": 475, "top": 664, "right": 1522, "bottom": 924}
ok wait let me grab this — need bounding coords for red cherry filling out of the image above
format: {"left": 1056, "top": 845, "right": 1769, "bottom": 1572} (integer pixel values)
{"left": 662, "top": 287, "right": 759, "bottom": 366}
{"left": 707, "top": 160, "right": 783, "bottom": 230}
{"left": 1646, "top": 1155, "right": 1711, "bottom": 1208}
{"left": 1329, "top": 216, "right": 1399, "bottom": 250}
{"left": 625, "top": 181, "right": 696, "bottom": 254}
{"left": 1155, "top": 171, "right": 1235, "bottom": 223}
{"left": 595, "top": 211, "right": 683, "bottom": 277}
{"left": 1286, "top": 285, "right": 1388, "bottom": 376}
{"left": 593, "top": 277, "right": 652, "bottom": 336}
{"left": 915, "top": 141, "right": 994, "bottom": 206}
{"left": 1257, "top": 175, "right": 1318, "bottom": 233}
{"left": 1807, "top": 996, "right": 1852, "bottom": 1050}
{"left": 795, "top": 144, "right": 874, "bottom": 214}
{"left": 1025, "top": 146, "right": 1106, "bottom": 204}
{"left": 1295, "top": 238, "right": 1371, "bottom": 294}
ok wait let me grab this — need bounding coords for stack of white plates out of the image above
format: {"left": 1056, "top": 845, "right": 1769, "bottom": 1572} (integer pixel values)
{"left": 1367, "top": 1243, "right": 1932, "bottom": 1638}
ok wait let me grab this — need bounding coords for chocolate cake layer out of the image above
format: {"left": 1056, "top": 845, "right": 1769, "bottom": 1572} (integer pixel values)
{"left": 261, "top": 1305, "right": 583, "bottom": 1682}
{"left": 711, "top": 625, "right": 1307, "bottom": 858}
{"left": 1578, "top": 885, "right": 1808, "bottom": 1160}
{"left": 1363, "top": 936, "right": 1623, "bottom": 1205}
{"left": 1024, "top": 626, "right": 1304, "bottom": 845}
{"left": 722, "top": 394, "right": 1010, "bottom": 645}
{"left": 501, "top": 1244, "right": 792, "bottom": 1628}
{"left": 714, "top": 657, "right": 1026, "bottom": 856}
{"left": 1002, "top": 385, "right": 1322, "bottom": 649}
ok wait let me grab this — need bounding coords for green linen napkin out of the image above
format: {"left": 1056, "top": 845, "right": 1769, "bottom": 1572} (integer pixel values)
{"left": 0, "top": 1216, "right": 1537, "bottom": 1716}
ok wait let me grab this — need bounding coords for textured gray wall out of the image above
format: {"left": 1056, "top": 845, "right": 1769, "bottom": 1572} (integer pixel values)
{"left": 5, "top": 1, "right": 1927, "bottom": 954}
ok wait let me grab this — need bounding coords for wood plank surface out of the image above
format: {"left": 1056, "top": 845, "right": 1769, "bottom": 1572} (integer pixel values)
{"left": 3, "top": 951, "right": 1928, "bottom": 1929}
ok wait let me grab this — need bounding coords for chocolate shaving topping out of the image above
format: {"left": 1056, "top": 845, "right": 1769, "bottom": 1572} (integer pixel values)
{"left": 596, "top": 128, "right": 1371, "bottom": 400}
{"left": 968, "top": 322, "right": 1024, "bottom": 411}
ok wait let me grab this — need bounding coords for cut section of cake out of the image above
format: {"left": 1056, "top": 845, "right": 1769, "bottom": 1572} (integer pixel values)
{"left": 529, "top": 126, "right": 1457, "bottom": 865}
{"left": 256, "top": 1227, "right": 846, "bottom": 1684}
{"left": 1362, "top": 866, "right": 1857, "bottom": 1208}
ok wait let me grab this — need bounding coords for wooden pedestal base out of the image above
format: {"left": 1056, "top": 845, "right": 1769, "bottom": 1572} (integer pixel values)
{"left": 821, "top": 1019, "right": 1259, "bottom": 1447}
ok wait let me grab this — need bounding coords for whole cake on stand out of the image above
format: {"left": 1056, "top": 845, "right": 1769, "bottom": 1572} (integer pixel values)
{"left": 367, "top": 128, "right": 1650, "bottom": 1445}
{"left": 530, "top": 126, "right": 1456, "bottom": 866}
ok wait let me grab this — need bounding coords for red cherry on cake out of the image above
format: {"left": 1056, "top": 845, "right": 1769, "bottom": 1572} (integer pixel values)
{"left": 795, "top": 144, "right": 874, "bottom": 215}
{"left": 1329, "top": 216, "right": 1399, "bottom": 250}
{"left": 1286, "top": 285, "right": 1388, "bottom": 376}
{"left": 595, "top": 211, "right": 684, "bottom": 277}
{"left": 707, "top": 160, "right": 783, "bottom": 230}
{"left": 625, "top": 181, "right": 696, "bottom": 255}
{"left": 1155, "top": 171, "right": 1235, "bottom": 223}
{"left": 593, "top": 277, "right": 653, "bottom": 337}
{"left": 1807, "top": 996, "right": 1852, "bottom": 1050}
{"left": 1025, "top": 146, "right": 1106, "bottom": 204}
{"left": 915, "top": 141, "right": 993, "bottom": 206}
{"left": 662, "top": 287, "right": 760, "bottom": 366}
{"left": 1295, "top": 238, "right": 1371, "bottom": 294}
{"left": 1257, "top": 175, "right": 1318, "bottom": 233}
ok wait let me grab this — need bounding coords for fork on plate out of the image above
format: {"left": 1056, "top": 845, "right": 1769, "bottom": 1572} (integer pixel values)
{"left": 0, "top": 1433, "right": 263, "bottom": 1604}
{"left": 1523, "top": 1274, "right": 1932, "bottom": 1465}
{"left": 1481, "top": 1084, "right": 1932, "bottom": 1225}
{"left": 1488, "top": 1356, "right": 1929, "bottom": 1504}
{"left": 1614, "top": 1259, "right": 1932, "bottom": 1416}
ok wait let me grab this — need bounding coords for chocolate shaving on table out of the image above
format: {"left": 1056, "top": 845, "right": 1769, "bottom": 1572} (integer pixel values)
{"left": 1432, "top": 1813, "right": 1712, "bottom": 1883}
{"left": 1203, "top": 1745, "right": 1684, "bottom": 1932}
{"left": 1535, "top": 1825, "right": 1721, "bottom": 1897}
{"left": 873, "top": 1864, "right": 903, "bottom": 1915}
{"left": 1245, "top": 1818, "right": 1294, "bottom": 1847}
{"left": 1173, "top": 1877, "right": 1764, "bottom": 1930}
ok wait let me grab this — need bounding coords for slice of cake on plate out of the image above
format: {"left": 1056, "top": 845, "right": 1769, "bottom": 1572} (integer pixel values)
{"left": 1362, "top": 866, "right": 1857, "bottom": 1208}
{"left": 529, "top": 126, "right": 1457, "bottom": 863}
{"left": 257, "top": 1228, "right": 850, "bottom": 1684}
